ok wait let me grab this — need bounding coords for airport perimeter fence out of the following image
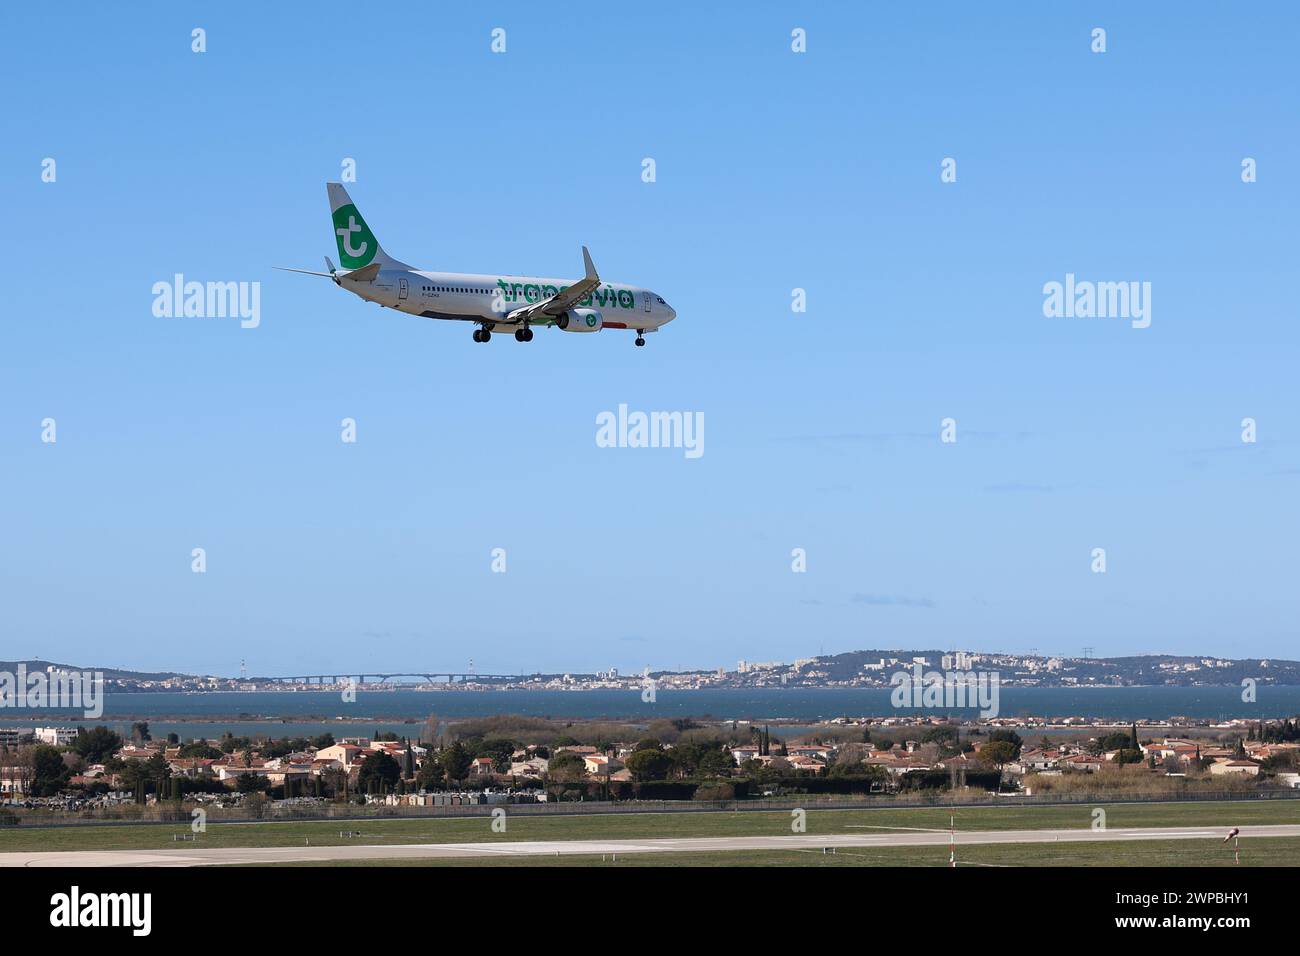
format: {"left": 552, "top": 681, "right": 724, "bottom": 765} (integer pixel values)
{"left": 3, "top": 785, "right": 1298, "bottom": 829}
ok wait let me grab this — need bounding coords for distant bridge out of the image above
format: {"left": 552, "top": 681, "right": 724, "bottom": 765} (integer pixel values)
{"left": 248, "top": 672, "right": 531, "bottom": 686}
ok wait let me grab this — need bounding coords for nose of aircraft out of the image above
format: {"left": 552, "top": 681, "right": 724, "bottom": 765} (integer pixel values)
{"left": 665, "top": 304, "right": 677, "bottom": 322}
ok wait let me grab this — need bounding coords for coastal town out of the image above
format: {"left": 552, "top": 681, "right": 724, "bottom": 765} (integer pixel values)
{"left": 9, "top": 649, "right": 1300, "bottom": 694}
{"left": 3, "top": 715, "right": 1298, "bottom": 817}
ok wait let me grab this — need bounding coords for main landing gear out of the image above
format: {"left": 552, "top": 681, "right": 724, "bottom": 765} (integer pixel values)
{"left": 514, "top": 326, "right": 534, "bottom": 342}
{"left": 473, "top": 324, "right": 494, "bottom": 343}
{"left": 635, "top": 329, "right": 646, "bottom": 347}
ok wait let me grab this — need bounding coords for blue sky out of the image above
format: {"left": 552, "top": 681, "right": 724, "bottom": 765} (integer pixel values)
{"left": 2, "top": 2, "right": 1297, "bottom": 676}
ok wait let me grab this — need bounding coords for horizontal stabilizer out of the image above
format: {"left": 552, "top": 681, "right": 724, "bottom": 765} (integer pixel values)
{"left": 275, "top": 266, "right": 335, "bottom": 277}
{"left": 340, "top": 262, "right": 380, "bottom": 282}
{"left": 275, "top": 260, "right": 378, "bottom": 283}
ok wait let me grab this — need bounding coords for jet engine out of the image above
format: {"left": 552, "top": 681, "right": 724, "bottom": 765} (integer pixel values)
{"left": 555, "top": 308, "right": 603, "bottom": 332}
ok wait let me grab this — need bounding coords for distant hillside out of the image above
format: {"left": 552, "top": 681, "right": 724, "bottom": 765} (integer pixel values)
{"left": 806, "top": 649, "right": 1300, "bottom": 686}
{"left": 812, "top": 649, "right": 949, "bottom": 680}
{"left": 0, "top": 660, "right": 191, "bottom": 681}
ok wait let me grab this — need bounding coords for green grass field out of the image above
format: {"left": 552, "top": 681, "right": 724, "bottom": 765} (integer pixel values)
{"left": 261, "top": 836, "right": 1300, "bottom": 868}
{"left": 1, "top": 799, "right": 1296, "bottom": 854}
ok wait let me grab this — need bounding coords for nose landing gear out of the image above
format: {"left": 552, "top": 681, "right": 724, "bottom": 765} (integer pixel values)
{"left": 635, "top": 329, "right": 646, "bottom": 347}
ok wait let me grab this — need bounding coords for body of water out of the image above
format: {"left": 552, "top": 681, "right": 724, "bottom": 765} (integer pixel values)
{"left": 7, "top": 686, "right": 1300, "bottom": 741}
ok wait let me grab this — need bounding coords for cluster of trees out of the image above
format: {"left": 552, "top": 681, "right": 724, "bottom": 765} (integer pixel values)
{"left": 21, "top": 728, "right": 177, "bottom": 799}
{"left": 752, "top": 725, "right": 776, "bottom": 757}
{"left": 357, "top": 750, "right": 402, "bottom": 793}
{"left": 975, "top": 729, "right": 1024, "bottom": 773}
{"left": 1092, "top": 724, "right": 1141, "bottom": 754}
{"left": 920, "top": 725, "right": 976, "bottom": 759}
{"left": 822, "top": 760, "right": 887, "bottom": 783}
{"left": 545, "top": 750, "right": 586, "bottom": 784}
{"left": 176, "top": 742, "right": 225, "bottom": 759}
{"left": 1260, "top": 749, "right": 1300, "bottom": 772}
{"left": 24, "top": 745, "right": 71, "bottom": 796}
{"left": 44, "top": 727, "right": 354, "bottom": 803}
{"left": 213, "top": 732, "right": 335, "bottom": 755}
{"left": 414, "top": 735, "right": 519, "bottom": 790}
{"left": 429, "top": 714, "right": 718, "bottom": 752}
{"left": 118, "top": 753, "right": 171, "bottom": 799}
{"left": 623, "top": 739, "right": 735, "bottom": 782}
{"left": 72, "top": 726, "right": 123, "bottom": 763}
{"left": 346, "top": 737, "right": 426, "bottom": 796}
{"left": 1253, "top": 720, "right": 1300, "bottom": 744}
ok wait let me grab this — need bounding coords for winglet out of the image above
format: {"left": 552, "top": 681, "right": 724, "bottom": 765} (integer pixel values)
{"left": 582, "top": 245, "right": 599, "bottom": 282}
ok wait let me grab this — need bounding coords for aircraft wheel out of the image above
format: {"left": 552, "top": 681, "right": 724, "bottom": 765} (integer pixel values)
{"left": 635, "top": 336, "right": 646, "bottom": 347}
{"left": 472, "top": 329, "right": 483, "bottom": 342}
{"left": 480, "top": 329, "right": 491, "bottom": 342}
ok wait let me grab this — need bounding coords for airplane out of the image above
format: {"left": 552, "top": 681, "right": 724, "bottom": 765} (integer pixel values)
{"left": 279, "top": 183, "right": 676, "bottom": 346}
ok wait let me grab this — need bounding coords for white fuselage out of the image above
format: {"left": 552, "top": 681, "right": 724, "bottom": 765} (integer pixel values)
{"left": 346, "top": 267, "right": 676, "bottom": 333}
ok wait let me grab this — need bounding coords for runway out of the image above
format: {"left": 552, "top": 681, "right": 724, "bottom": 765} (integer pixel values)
{"left": 3, "top": 824, "right": 1297, "bottom": 867}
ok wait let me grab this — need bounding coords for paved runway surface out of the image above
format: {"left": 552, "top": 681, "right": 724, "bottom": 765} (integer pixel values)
{"left": 3, "top": 824, "right": 1298, "bottom": 866}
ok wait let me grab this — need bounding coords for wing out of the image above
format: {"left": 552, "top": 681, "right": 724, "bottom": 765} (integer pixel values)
{"left": 505, "top": 246, "right": 600, "bottom": 325}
